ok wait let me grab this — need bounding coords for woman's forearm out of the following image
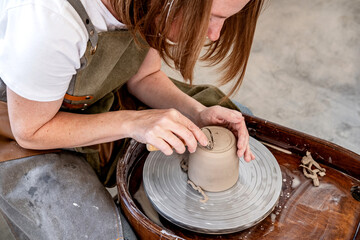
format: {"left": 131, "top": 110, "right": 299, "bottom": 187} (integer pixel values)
{"left": 13, "top": 110, "right": 135, "bottom": 150}
{"left": 7, "top": 87, "right": 137, "bottom": 149}
{"left": 127, "top": 70, "right": 206, "bottom": 125}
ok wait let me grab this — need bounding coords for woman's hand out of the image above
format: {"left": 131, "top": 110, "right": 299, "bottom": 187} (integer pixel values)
{"left": 196, "top": 105, "right": 255, "bottom": 162}
{"left": 127, "top": 108, "right": 209, "bottom": 156}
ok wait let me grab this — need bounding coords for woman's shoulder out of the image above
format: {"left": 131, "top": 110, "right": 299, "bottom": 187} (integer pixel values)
{"left": 2, "top": 0, "right": 71, "bottom": 15}
{"left": 0, "top": 0, "right": 90, "bottom": 102}
{"left": 1, "top": 0, "right": 89, "bottom": 56}
{"left": 2, "top": 0, "right": 88, "bottom": 36}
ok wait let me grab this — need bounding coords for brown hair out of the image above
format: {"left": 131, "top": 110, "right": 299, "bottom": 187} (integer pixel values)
{"left": 110, "top": 0, "right": 264, "bottom": 96}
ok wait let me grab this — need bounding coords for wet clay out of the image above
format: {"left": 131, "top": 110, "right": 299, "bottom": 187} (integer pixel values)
{"left": 300, "top": 151, "right": 326, "bottom": 186}
{"left": 187, "top": 180, "right": 209, "bottom": 203}
{"left": 188, "top": 126, "right": 239, "bottom": 192}
{"left": 180, "top": 156, "right": 208, "bottom": 203}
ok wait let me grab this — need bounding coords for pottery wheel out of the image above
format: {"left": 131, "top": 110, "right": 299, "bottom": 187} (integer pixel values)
{"left": 143, "top": 137, "right": 282, "bottom": 234}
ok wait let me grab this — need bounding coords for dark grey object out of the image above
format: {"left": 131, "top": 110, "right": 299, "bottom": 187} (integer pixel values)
{"left": 0, "top": 152, "right": 125, "bottom": 240}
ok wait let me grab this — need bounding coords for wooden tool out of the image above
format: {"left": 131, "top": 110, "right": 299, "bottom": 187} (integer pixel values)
{"left": 146, "top": 144, "right": 161, "bottom": 152}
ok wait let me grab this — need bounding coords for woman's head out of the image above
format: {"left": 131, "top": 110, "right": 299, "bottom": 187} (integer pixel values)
{"left": 207, "top": 0, "right": 250, "bottom": 42}
{"left": 111, "top": 0, "right": 265, "bottom": 96}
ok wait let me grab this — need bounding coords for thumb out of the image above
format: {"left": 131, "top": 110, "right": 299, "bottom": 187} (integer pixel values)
{"left": 214, "top": 108, "right": 243, "bottom": 123}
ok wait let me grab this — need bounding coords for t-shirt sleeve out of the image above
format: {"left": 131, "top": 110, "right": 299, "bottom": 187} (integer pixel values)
{"left": 0, "top": 3, "right": 88, "bottom": 101}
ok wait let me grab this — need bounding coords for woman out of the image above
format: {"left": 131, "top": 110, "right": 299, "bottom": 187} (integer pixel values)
{"left": 0, "top": 0, "right": 264, "bottom": 239}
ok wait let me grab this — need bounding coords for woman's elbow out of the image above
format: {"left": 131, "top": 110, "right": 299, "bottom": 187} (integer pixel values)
{"left": 11, "top": 128, "right": 40, "bottom": 150}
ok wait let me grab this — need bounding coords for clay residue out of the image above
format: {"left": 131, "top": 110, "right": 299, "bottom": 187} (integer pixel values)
{"left": 180, "top": 158, "right": 188, "bottom": 172}
{"left": 291, "top": 176, "right": 301, "bottom": 188}
{"left": 299, "top": 151, "right": 326, "bottom": 187}
{"left": 187, "top": 180, "right": 209, "bottom": 203}
{"left": 180, "top": 157, "right": 209, "bottom": 203}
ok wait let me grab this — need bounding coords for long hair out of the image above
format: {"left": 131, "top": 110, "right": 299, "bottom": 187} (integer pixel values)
{"left": 110, "top": 0, "right": 264, "bottom": 97}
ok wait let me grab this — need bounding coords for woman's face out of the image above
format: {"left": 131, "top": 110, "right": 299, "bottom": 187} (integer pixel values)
{"left": 168, "top": 0, "right": 250, "bottom": 42}
{"left": 207, "top": 0, "right": 250, "bottom": 41}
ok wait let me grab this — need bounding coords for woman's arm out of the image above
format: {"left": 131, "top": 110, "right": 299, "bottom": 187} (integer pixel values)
{"left": 7, "top": 87, "right": 131, "bottom": 149}
{"left": 7, "top": 87, "right": 207, "bottom": 155}
{"left": 7, "top": 48, "right": 208, "bottom": 155}
{"left": 127, "top": 48, "right": 206, "bottom": 124}
{"left": 8, "top": 47, "right": 252, "bottom": 160}
{"left": 128, "top": 48, "right": 255, "bottom": 161}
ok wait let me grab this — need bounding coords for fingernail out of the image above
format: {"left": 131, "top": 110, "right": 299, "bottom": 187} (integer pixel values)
{"left": 202, "top": 140, "right": 209, "bottom": 146}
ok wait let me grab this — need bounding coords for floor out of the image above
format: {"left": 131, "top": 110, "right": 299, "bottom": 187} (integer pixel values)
{"left": 1, "top": 0, "right": 359, "bottom": 238}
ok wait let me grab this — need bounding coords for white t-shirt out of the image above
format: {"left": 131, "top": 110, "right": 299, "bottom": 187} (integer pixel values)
{"left": 0, "top": 0, "right": 126, "bottom": 101}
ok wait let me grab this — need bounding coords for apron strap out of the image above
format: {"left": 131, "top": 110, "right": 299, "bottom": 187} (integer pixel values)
{"left": 64, "top": 0, "right": 99, "bottom": 97}
{"left": 66, "top": 0, "right": 98, "bottom": 50}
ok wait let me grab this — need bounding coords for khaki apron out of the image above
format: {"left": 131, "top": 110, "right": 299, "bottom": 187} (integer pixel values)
{"left": 0, "top": 0, "right": 240, "bottom": 187}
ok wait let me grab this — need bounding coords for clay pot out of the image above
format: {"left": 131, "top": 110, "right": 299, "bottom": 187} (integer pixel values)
{"left": 188, "top": 126, "right": 239, "bottom": 192}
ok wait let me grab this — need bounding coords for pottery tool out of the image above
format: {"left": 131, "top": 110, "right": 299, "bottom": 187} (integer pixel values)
{"left": 143, "top": 137, "right": 282, "bottom": 234}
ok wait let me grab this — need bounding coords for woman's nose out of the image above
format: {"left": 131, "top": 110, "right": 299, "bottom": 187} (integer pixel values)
{"left": 207, "top": 21, "right": 224, "bottom": 41}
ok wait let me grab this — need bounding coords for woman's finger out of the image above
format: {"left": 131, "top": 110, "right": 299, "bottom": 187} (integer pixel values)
{"left": 203, "top": 106, "right": 244, "bottom": 125}
{"left": 234, "top": 122, "right": 248, "bottom": 158}
{"left": 187, "top": 122, "right": 209, "bottom": 148}
{"left": 155, "top": 109, "right": 206, "bottom": 153}
{"left": 243, "top": 144, "right": 253, "bottom": 162}
{"left": 251, "top": 152, "right": 256, "bottom": 160}
{"left": 170, "top": 114, "right": 208, "bottom": 152}
{"left": 150, "top": 137, "right": 174, "bottom": 156}
{"left": 161, "top": 129, "right": 188, "bottom": 154}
